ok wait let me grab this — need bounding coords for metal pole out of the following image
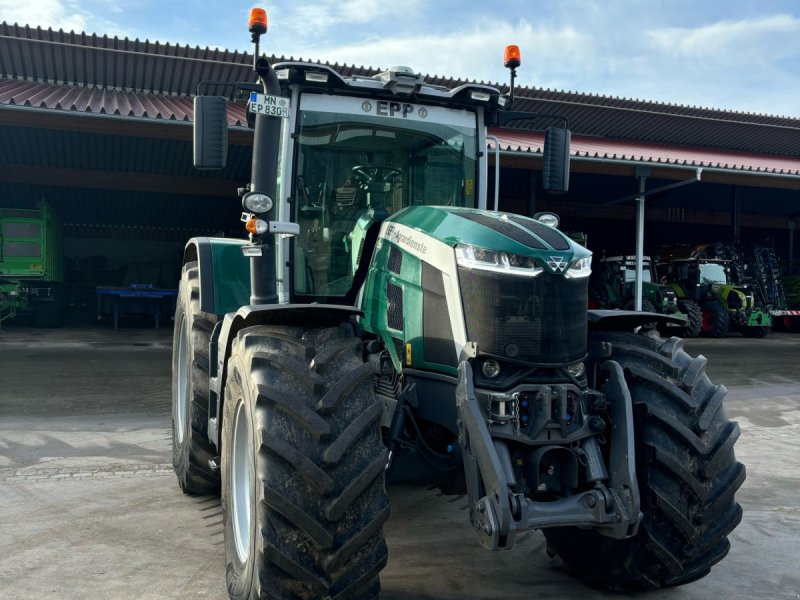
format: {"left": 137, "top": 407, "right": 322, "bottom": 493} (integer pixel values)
{"left": 486, "top": 135, "right": 501, "bottom": 211}
{"left": 635, "top": 175, "right": 647, "bottom": 311}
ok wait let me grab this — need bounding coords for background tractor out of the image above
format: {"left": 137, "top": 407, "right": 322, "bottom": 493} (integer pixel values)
{"left": 660, "top": 256, "right": 771, "bottom": 338}
{"left": 171, "top": 10, "right": 744, "bottom": 599}
{"left": 589, "top": 255, "right": 699, "bottom": 336}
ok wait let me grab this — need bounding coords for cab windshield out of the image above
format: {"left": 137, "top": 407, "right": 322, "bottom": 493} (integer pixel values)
{"left": 622, "top": 264, "right": 652, "bottom": 283}
{"left": 292, "top": 96, "right": 477, "bottom": 298}
{"left": 700, "top": 262, "right": 728, "bottom": 284}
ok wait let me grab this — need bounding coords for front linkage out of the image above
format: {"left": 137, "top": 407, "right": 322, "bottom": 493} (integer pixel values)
{"left": 456, "top": 360, "right": 641, "bottom": 550}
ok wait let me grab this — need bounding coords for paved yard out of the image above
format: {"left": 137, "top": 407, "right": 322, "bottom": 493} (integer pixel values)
{"left": 1, "top": 326, "right": 798, "bottom": 599}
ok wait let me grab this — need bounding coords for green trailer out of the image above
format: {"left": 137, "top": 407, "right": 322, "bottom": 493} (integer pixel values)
{"left": 0, "top": 201, "right": 64, "bottom": 327}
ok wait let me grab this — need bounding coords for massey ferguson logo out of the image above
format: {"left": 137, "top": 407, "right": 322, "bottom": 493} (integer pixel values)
{"left": 547, "top": 256, "right": 567, "bottom": 272}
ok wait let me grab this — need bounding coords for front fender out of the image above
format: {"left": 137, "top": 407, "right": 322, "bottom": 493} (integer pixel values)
{"left": 183, "top": 237, "right": 250, "bottom": 316}
{"left": 206, "top": 303, "right": 363, "bottom": 447}
{"left": 587, "top": 309, "right": 684, "bottom": 332}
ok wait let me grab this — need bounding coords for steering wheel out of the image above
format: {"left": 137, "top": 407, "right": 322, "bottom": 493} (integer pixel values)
{"left": 351, "top": 164, "right": 402, "bottom": 186}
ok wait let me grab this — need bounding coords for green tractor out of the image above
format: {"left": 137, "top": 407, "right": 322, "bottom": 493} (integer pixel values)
{"left": 661, "top": 257, "right": 771, "bottom": 338}
{"left": 172, "top": 11, "right": 743, "bottom": 598}
{"left": 590, "top": 255, "right": 700, "bottom": 337}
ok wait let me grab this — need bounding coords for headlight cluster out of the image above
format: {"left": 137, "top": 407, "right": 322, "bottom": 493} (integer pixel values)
{"left": 456, "top": 244, "right": 592, "bottom": 279}
{"left": 565, "top": 256, "right": 592, "bottom": 279}
{"left": 455, "top": 245, "right": 543, "bottom": 277}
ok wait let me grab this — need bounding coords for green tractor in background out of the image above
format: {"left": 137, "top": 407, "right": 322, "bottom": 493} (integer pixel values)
{"left": 660, "top": 257, "right": 771, "bottom": 337}
{"left": 171, "top": 10, "right": 744, "bottom": 599}
{"left": 589, "top": 255, "right": 700, "bottom": 337}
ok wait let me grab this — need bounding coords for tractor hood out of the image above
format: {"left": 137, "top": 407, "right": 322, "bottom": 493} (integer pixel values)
{"left": 385, "top": 206, "right": 590, "bottom": 271}
{"left": 365, "top": 205, "right": 591, "bottom": 375}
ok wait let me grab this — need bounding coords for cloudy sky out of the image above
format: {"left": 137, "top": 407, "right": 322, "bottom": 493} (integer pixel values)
{"left": 2, "top": 0, "right": 799, "bottom": 117}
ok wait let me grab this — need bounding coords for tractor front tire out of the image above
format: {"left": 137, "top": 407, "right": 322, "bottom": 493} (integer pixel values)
{"left": 700, "top": 300, "right": 730, "bottom": 337}
{"left": 678, "top": 299, "right": 703, "bottom": 338}
{"left": 171, "top": 261, "right": 220, "bottom": 495}
{"left": 544, "top": 332, "right": 744, "bottom": 590}
{"left": 221, "top": 324, "right": 390, "bottom": 600}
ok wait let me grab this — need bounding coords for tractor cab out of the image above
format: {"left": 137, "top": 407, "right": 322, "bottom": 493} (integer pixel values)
{"left": 281, "top": 66, "right": 485, "bottom": 301}
{"left": 193, "top": 57, "right": 571, "bottom": 307}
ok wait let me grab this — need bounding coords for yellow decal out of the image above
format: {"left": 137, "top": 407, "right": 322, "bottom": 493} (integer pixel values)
{"left": 465, "top": 179, "right": 474, "bottom": 195}
{"left": 405, "top": 343, "right": 412, "bottom": 365}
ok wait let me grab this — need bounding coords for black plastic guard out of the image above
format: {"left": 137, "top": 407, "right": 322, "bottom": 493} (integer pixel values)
{"left": 599, "top": 360, "right": 643, "bottom": 537}
{"left": 456, "top": 361, "right": 517, "bottom": 551}
{"left": 588, "top": 309, "right": 684, "bottom": 331}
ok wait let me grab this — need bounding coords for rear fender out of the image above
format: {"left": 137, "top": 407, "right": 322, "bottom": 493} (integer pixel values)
{"left": 206, "top": 303, "right": 363, "bottom": 447}
{"left": 183, "top": 237, "right": 251, "bottom": 316}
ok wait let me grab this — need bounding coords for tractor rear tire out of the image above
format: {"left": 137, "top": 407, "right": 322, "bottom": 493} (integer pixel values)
{"left": 741, "top": 325, "right": 770, "bottom": 338}
{"left": 678, "top": 299, "right": 702, "bottom": 338}
{"left": 544, "top": 332, "right": 744, "bottom": 590}
{"left": 221, "top": 323, "right": 389, "bottom": 600}
{"left": 171, "top": 261, "right": 220, "bottom": 495}
{"left": 700, "top": 300, "right": 730, "bottom": 337}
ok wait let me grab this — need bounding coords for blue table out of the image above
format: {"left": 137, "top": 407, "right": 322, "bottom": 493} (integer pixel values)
{"left": 96, "top": 286, "right": 178, "bottom": 329}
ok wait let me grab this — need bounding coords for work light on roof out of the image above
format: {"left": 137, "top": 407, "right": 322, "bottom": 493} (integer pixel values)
{"left": 504, "top": 45, "right": 521, "bottom": 70}
{"left": 249, "top": 8, "right": 267, "bottom": 36}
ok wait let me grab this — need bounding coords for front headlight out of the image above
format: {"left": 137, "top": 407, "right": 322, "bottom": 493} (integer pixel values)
{"left": 455, "top": 245, "right": 543, "bottom": 277}
{"left": 565, "top": 255, "right": 592, "bottom": 279}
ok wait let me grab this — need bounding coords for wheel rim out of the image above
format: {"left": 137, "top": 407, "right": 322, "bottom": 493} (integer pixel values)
{"left": 231, "top": 399, "right": 252, "bottom": 564}
{"left": 175, "top": 314, "right": 188, "bottom": 445}
{"left": 701, "top": 311, "right": 713, "bottom": 332}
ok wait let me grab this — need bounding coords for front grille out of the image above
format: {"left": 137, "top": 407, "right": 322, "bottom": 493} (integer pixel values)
{"left": 388, "top": 245, "right": 403, "bottom": 274}
{"left": 459, "top": 268, "right": 587, "bottom": 364}
{"left": 386, "top": 282, "right": 404, "bottom": 330}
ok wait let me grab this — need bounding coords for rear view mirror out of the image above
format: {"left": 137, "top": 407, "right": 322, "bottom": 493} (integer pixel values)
{"left": 193, "top": 96, "right": 228, "bottom": 170}
{"left": 542, "top": 127, "right": 571, "bottom": 193}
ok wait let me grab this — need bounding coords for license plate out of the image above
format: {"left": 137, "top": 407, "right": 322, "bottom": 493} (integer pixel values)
{"left": 248, "top": 93, "right": 290, "bottom": 118}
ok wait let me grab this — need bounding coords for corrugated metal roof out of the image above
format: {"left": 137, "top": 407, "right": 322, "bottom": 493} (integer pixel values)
{"left": 0, "top": 23, "right": 255, "bottom": 96}
{"left": 3, "top": 22, "right": 800, "bottom": 156}
{"left": 3, "top": 75, "right": 798, "bottom": 181}
{"left": 496, "top": 94, "right": 800, "bottom": 157}
{"left": 0, "top": 77, "right": 248, "bottom": 126}
{"left": 490, "top": 129, "right": 800, "bottom": 176}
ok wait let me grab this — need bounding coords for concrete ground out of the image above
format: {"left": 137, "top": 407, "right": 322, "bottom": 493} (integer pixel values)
{"left": 1, "top": 324, "right": 798, "bottom": 600}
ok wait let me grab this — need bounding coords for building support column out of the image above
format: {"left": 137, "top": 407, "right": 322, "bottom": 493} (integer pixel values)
{"left": 635, "top": 173, "right": 647, "bottom": 311}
